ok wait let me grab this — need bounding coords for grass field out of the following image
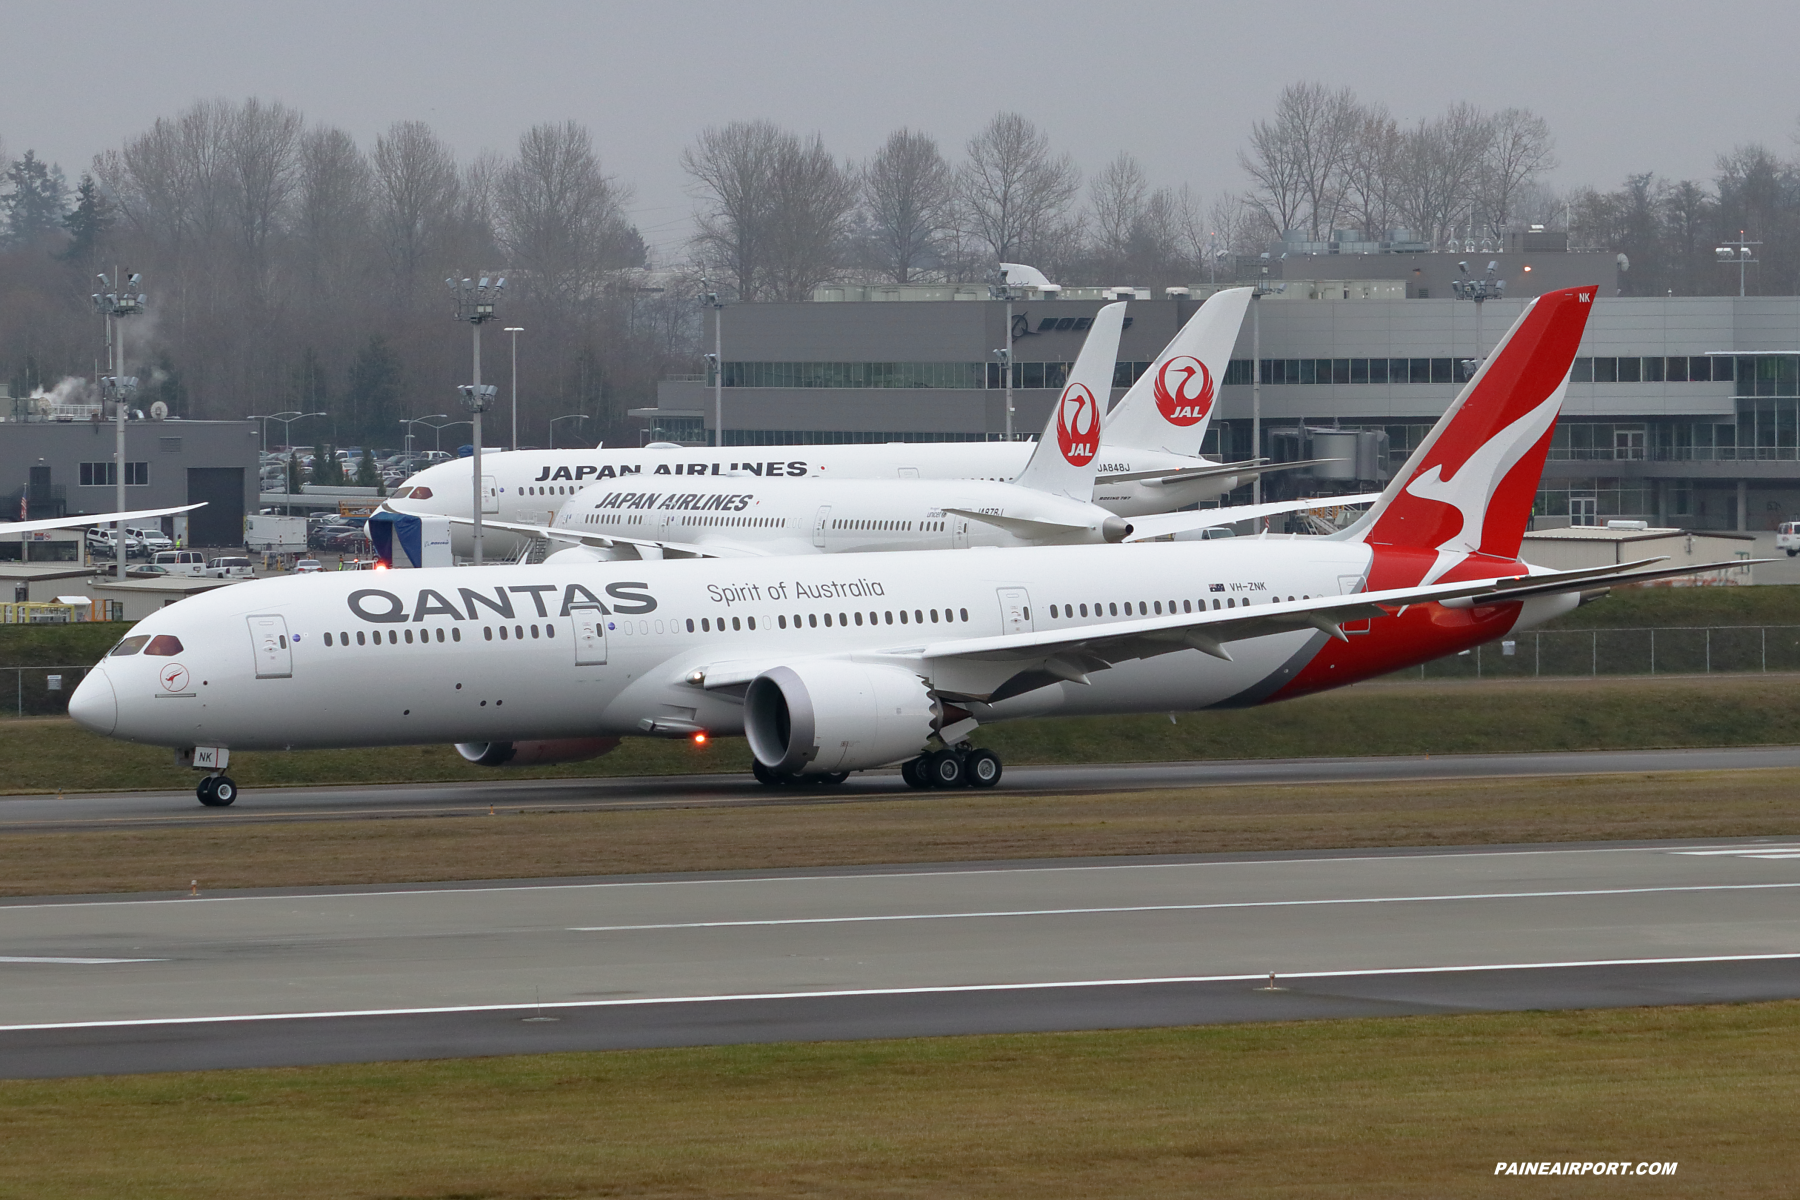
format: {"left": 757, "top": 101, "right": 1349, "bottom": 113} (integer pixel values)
{"left": 4, "top": 672, "right": 1799, "bottom": 796}
{"left": 7, "top": 767, "right": 1797, "bottom": 897}
{"left": 0, "top": 1002, "right": 1789, "bottom": 1197}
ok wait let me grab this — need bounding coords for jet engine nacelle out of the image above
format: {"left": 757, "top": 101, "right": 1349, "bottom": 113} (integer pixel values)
{"left": 744, "top": 661, "right": 936, "bottom": 775}
{"left": 455, "top": 737, "right": 621, "bottom": 767}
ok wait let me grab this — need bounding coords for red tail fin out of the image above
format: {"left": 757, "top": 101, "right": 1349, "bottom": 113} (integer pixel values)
{"left": 1353, "top": 285, "right": 1596, "bottom": 560}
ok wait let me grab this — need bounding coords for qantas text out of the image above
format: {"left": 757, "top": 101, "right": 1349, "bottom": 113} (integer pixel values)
{"left": 347, "top": 582, "right": 658, "bottom": 623}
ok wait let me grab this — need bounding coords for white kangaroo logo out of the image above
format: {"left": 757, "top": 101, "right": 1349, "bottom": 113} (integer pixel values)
{"left": 1403, "top": 383, "right": 1566, "bottom": 583}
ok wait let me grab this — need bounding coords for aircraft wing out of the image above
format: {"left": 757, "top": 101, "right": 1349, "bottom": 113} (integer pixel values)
{"left": 445, "top": 515, "right": 770, "bottom": 559}
{"left": 1121, "top": 493, "right": 1381, "bottom": 542}
{"left": 0, "top": 502, "right": 205, "bottom": 536}
{"left": 1095, "top": 457, "right": 1343, "bottom": 486}
{"left": 942, "top": 508, "right": 1092, "bottom": 540}
{"left": 688, "top": 556, "right": 1727, "bottom": 702}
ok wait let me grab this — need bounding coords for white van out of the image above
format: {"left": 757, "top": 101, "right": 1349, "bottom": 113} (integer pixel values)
{"left": 205, "top": 556, "right": 256, "bottom": 579}
{"left": 152, "top": 550, "right": 208, "bottom": 577}
{"left": 1778, "top": 521, "right": 1800, "bottom": 557}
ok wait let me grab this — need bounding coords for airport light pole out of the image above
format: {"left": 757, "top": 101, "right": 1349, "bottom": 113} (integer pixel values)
{"left": 1716, "top": 234, "right": 1760, "bottom": 297}
{"left": 93, "top": 269, "right": 144, "bottom": 581}
{"left": 449, "top": 275, "right": 504, "bottom": 565}
{"left": 549, "top": 413, "right": 588, "bottom": 449}
{"left": 1451, "top": 259, "right": 1505, "bottom": 366}
{"left": 503, "top": 326, "right": 523, "bottom": 451}
{"left": 400, "top": 414, "right": 449, "bottom": 464}
{"left": 699, "top": 273, "right": 724, "bottom": 447}
{"left": 990, "top": 268, "right": 1017, "bottom": 441}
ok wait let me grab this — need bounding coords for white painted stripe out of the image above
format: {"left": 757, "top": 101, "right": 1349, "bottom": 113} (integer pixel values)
{"left": 0, "top": 843, "right": 1781, "bottom": 911}
{"left": 2, "top": 952, "right": 1796, "bottom": 1033}
{"left": 567, "top": 881, "right": 1800, "bottom": 931}
{"left": 0, "top": 956, "right": 163, "bottom": 965}
{"left": 1675, "top": 846, "right": 1800, "bottom": 856}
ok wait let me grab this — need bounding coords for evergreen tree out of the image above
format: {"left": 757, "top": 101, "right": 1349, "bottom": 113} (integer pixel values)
{"left": 343, "top": 335, "right": 402, "bottom": 444}
{"left": 59, "top": 173, "right": 112, "bottom": 262}
{"left": 287, "top": 451, "right": 305, "bottom": 495}
{"left": 355, "top": 447, "right": 381, "bottom": 490}
{"left": 2, "top": 151, "right": 69, "bottom": 247}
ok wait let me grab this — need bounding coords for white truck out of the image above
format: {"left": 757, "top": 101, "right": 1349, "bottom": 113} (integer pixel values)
{"left": 1778, "top": 521, "right": 1800, "bottom": 557}
{"left": 243, "top": 514, "right": 309, "bottom": 553}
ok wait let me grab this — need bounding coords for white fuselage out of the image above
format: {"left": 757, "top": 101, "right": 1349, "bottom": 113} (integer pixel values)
{"left": 396, "top": 444, "right": 1245, "bottom": 556}
{"left": 76, "top": 540, "right": 1571, "bottom": 754}
{"left": 524, "top": 476, "right": 1131, "bottom": 557}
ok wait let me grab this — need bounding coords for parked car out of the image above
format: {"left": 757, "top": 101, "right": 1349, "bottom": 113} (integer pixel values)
{"left": 151, "top": 550, "right": 208, "bottom": 577}
{"left": 294, "top": 558, "right": 324, "bottom": 574}
{"left": 126, "top": 526, "right": 173, "bottom": 553}
{"left": 309, "top": 523, "right": 362, "bottom": 550}
{"left": 85, "top": 527, "right": 142, "bottom": 558}
{"left": 126, "top": 563, "right": 172, "bottom": 578}
{"left": 318, "top": 530, "right": 369, "bottom": 553}
{"left": 204, "top": 556, "right": 256, "bottom": 579}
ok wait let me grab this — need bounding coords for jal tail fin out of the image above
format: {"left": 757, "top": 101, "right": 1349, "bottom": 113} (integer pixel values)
{"left": 1013, "top": 301, "right": 1127, "bottom": 500}
{"left": 1347, "top": 285, "right": 1597, "bottom": 560}
{"left": 1101, "top": 287, "right": 1251, "bottom": 455}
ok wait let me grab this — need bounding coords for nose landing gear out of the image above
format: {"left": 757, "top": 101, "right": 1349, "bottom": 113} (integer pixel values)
{"left": 197, "top": 775, "right": 238, "bottom": 807}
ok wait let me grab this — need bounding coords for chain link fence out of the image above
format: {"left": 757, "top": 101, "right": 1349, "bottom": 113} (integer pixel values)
{"left": 1411, "top": 627, "right": 1800, "bottom": 681}
{"left": 6, "top": 666, "right": 95, "bottom": 717}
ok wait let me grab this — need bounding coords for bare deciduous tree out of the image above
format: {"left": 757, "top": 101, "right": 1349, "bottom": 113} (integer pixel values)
{"left": 682, "top": 120, "right": 783, "bottom": 300}
{"left": 1341, "top": 104, "right": 1402, "bottom": 240}
{"left": 1240, "top": 82, "right": 1360, "bottom": 241}
{"left": 862, "top": 129, "right": 953, "bottom": 284}
{"left": 371, "top": 120, "right": 459, "bottom": 298}
{"left": 764, "top": 134, "right": 857, "bottom": 301}
{"left": 1089, "top": 151, "right": 1149, "bottom": 263}
{"left": 499, "top": 121, "right": 634, "bottom": 308}
{"left": 957, "top": 112, "right": 1080, "bottom": 265}
{"left": 1477, "top": 108, "right": 1556, "bottom": 238}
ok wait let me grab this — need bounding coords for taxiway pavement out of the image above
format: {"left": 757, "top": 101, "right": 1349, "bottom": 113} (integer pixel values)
{"left": 4, "top": 838, "right": 1800, "bottom": 1076}
{"left": 5, "top": 745, "right": 1800, "bottom": 831}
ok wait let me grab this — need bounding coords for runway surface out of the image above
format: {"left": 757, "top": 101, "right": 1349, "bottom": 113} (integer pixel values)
{"left": 4, "top": 837, "right": 1800, "bottom": 1076}
{"left": 6, "top": 744, "right": 1800, "bottom": 830}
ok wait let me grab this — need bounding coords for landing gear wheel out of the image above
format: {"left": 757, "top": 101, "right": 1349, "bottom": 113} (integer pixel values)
{"left": 197, "top": 775, "right": 237, "bottom": 807}
{"left": 964, "top": 749, "right": 1003, "bottom": 789}
{"left": 924, "top": 749, "right": 965, "bottom": 789}
{"left": 196, "top": 777, "right": 216, "bottom": 805}
{"left": 817, "top": 771, "right": 849, "bottom": 786}
{"left": 900, "top": 758, "right": 930, "bottom": 789}
{"left": 752, "top": 760, "right": 783, "bottom": 787}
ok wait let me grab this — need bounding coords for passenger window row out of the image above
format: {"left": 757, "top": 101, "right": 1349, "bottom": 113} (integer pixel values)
{"left": 680, "top": 607, "right": 972, "bottom": 634}
{"left": 831, "top": 519, "right": 914, "bottom": 532}
{"left": 1046, "top": 593, "right": 1310, "bottom": 621}
{"left": 324, "top": 627, "right": 467, "bottom": 647}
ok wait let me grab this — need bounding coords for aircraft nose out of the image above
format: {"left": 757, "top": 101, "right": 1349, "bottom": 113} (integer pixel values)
{"left": 68, "top": 669, "right": 117, "bottom": 736}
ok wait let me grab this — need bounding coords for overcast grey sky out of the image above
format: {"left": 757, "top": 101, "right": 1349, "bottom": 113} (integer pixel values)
{"left": 5, "top": 0, "right": 1796, "bottom": 260}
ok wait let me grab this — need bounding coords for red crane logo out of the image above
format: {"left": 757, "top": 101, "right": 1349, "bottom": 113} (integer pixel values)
{"left": 1153, "top": 355, "right": 1214, "bottom": 427}
{"left": 1056, "top": 382, "right": 1100, "bottom": 466}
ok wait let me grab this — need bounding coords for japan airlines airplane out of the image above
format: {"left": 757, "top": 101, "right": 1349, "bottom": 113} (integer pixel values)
{"left": 389, "top": 289, "right": 1295, "bottom": 558}
{"left": 71, "top": 287, "right": 1730, "bottom": 807}
{"left": 417, "top": 303, "right": 1371, "bottom": 562}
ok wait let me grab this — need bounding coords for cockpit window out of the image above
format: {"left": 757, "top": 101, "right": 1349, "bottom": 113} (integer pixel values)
{"left": 392, "top": 487, "right": 412, "bottom": 499}
{"left": 410, "top": 486, "right": 432, "bottom": 500}
{"left": 110, "top": 635, "right": 151, "bottom": 657}
{"left": 144, "top": 634, "right": 185, "bottom": 656}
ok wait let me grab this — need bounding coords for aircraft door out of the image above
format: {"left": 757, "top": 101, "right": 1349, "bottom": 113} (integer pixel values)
{"left": 482, "top": 476, "right": 499, "bottom": 514}
{"left": 811, "top": 505, "right": 831, "bottom": 549}
{"left": 569, "top": 604, "right": 608, "bottom": 665}
{"left": 951, "top": 517, "right": 969, "bottom": 549}
{"left": 997, "top": 587, "right": 1034, "bottom": 635}
{"left": 247, "top": 614, "right": 292, "bottom": 679}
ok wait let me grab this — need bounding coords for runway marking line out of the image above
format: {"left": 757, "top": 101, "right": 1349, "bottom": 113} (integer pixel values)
{"left": 1, "top": 844, "right": 1796, "bottom": 911}
{"left": 565, "top": 881, "right": 1800, "bottom": 932}
{"left": 3, "top": 952, "right": 1798, "bottom": 1033}
{"left": 0, "top": 956, "right": 163, "bottom": 965}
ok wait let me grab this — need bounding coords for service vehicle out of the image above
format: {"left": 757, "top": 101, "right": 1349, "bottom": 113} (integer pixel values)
{"left": 244, "top": 514, "right": 308, "bottom": 554}
{"left": 152, "top": 550, "right": 208, "bottom": 577}
{"left": 204, "top": 556, "right": 255, "bottom": 579}
{"left": 1778, "top": 521, "right": 1800, "bottom": 556}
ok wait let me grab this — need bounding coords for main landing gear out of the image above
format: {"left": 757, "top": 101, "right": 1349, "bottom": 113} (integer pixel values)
{"left": 901, "top": 746, "right": 1002, "bottom": 790}
{"left": 197, "top": 775, "right": 238, "bottom": 807}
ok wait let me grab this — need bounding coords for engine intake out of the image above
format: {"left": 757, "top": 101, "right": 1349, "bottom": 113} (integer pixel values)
{"left": 455, "top": 738, "right": 620, "bottom": 767}
{"left": 745, "top": 661, "right": 935, "bottom": 775}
